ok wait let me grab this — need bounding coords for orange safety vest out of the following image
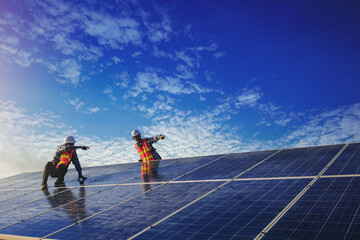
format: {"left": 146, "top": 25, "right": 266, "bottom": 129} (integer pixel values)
{"left": 135, "top": 139, "right": 155, "bottom": 173}
{"left": 56, "top": 150, "right": 75, "bottom": 170}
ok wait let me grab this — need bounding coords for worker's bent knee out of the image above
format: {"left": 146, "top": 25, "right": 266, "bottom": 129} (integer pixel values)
{"left": 44, "top": 162, "right": 54, "bottom": 172}
{"left": 45, "top": 161, "right": 53, "bottom": 168}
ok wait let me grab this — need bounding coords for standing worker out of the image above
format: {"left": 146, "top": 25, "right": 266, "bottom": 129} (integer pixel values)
{"left": 41, "top": 136, "right": 89, "bottom": 190}
{"left": 132, "top": 130, "right": 165, "bottom": 174}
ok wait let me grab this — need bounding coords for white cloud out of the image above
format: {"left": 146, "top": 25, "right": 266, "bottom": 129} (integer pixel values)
{"left": 35, "top": 59, "right": 57, "bottom": 73}
{"left": 258, "top": 103, "right": 281, "bottom": 114}
{"left": 87, "top": 107, "right": 100, "bottom": 114}
{"left": 257, "top": 118, "right": 272, "bottom": 127}
{"left": 235, "top": 88, "right": 262, "bottom": 107}
{"left": 67, "top": 98, "right": 85, "bottom": 110}
{"left": 114, "top": 71, "right": 130, "bottom": 88}
{"left": 152, "top": 44, "right": 219, "bottom": 70}
{"left": 52, "top": 33, "right": 103, "bottom": 61}
{"left": 275, "top": 118, "right": 292, "bottom": 127}
{"left": 59, "top": 58, "right": 81, "bottom": 86}
{"left": 257, "top": 103, "right": 305, "bottom": 127}
{"left": 191, "top": 43, "right": 218, "bottom": 52}
{"left": 281, "top": 103, "right": 360, "bottom": 147}
{"left": 131, "top": 70, "right": 206, "bottom": 97}
{"left": 175, "top": 50, "right": 196, "bottom": 68}
{"left": 0, "top": 44, "right": 34, "bottom": 67}
{"left": 184, "top": 24, "right": 191, "bottom": 34}
{"left": 131, "top": 51, "right": 142, "bottom": 58}
{"left": 175, "top": 64, "right": 195, "bottom": 79}
{"left": 0, "top": 99, "right": 70, "bottom": 179}
{"left": 36, "top": 0, "right": 71, "bottom": 17}
{"left": 55, "top": 78, "right": 67, "bottom": 84}
{"left": 137, "top": 95, "right": 175, "bottom": 117}
{"left": 112, "top": 56, "right": 123, "bottom": 64}
{"left": 214, "top": 51, "right": 226, "bottom": 58}
{"left": 152, "top": 47, "right": 176, "bottom": 59}
{"left": 0, "top": 99, "right": 137, "bottom": 179}
{"left": 140, "top": 7, "right": 173, "bottom": 43}
{"left": 0, "top": 35, "right": 19, "bottom": 45}
{"left": 83, "top": 11, "right": 142, "bottom": 49}
{"left": 205, "top": 71, "right": 213, "bottom": 82}
{"left": 2, "top": 99, "right": 360, "bottom": 179}
{"left": 104, "top": 86, "right": 117, "bottom": 101}
{"left": 129, "top": 68, "right": 215, "bottom": 99}
{"left": 140, "top": 111, "right": 245, "bottom": 158}
{"left": 186, "top": 81, "right": 213, "bottom": 94}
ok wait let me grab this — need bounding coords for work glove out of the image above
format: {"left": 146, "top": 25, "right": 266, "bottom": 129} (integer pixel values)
{"left": 81, "top": 146, "right": 89, "bottom": 150}
{"left": 78, "top": 173, "right": 87, "bottom": 184}
{"left": 138, "top": 159, "right": 143, "bottom": 162}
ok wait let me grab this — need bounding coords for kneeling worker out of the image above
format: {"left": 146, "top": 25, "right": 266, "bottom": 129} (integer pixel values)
{"left": 132, "top": 130, "right": 165, "bottom": 174}
{"left": 41, "top": 136, "right": 89, "bottom": 190}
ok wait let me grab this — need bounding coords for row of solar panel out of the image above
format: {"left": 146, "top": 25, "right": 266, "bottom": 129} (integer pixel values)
{"left": 0, "top": 143, "right": 359, "bottom": 239}
{"left": 0, "top": 144, "right": 359, "bottom": 191}
{"left": 2, "top": 143, "right": 359, "bottom": 193}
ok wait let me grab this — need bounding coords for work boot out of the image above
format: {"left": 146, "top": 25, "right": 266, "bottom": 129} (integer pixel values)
{"left": 54, "top": 180, "right": 65, "bottom": 187}
{"left": 41, "top": 184, "right": 48, "bottom": 190}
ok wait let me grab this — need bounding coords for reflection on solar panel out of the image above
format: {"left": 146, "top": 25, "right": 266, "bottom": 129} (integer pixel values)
{"left": 0, "top": 143, "right": 359, "bottom": 239}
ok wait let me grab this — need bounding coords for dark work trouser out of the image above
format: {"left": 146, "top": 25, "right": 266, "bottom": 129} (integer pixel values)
{"left": 41, "top": 162, "right": 68, "bottom": 185}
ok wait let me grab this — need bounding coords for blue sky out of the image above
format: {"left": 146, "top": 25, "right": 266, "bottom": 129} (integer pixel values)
{"left": 1, "top": 0, "right": 360, "bottom": 178}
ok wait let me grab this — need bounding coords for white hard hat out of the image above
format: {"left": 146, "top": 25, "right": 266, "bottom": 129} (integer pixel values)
{"left": 64, "top": 135, "right": 77, "bottom": 144}
{"left": 132, "top": 130, "right": 141, "bottom": 137}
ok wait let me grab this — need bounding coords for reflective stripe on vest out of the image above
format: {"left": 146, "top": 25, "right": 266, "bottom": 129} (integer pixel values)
{"left": 135, "top": 139, "right": 155, "bottom": 162}
{"left": 56, "top": 149, "right": 75, "bottom": 170}
{"left": 136, "top": 139, "right": 155, "bottom": 174}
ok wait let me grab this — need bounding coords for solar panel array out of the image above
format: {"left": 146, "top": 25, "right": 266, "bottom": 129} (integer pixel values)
{"left": 0, "top": 143, "right": 359, "bottom": 239}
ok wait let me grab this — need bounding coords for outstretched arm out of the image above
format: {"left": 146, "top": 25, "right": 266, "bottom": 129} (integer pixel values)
{"left": 147, "top": 135, "right": 166, "bottom": 144}
{"left": 75, "top": 146, "right": 90, "bottom": 150}
{"left": 71, "top": 150, "right": 88, "bottom": 184}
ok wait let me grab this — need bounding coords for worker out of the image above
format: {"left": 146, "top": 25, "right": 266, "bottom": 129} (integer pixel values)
{"left": 132, "top": 130, "right": 165, "bottom": 174}
{"left": 41, "top": 136, "right": 89, "bottom": 190}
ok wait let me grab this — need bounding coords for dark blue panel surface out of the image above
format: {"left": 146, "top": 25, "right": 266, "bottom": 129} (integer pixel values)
{"left": 240, "top": 145, "right": 344, "bottom": 178}
{"left": 134, "top": 179, "right": 310, "bottom": 240}
{"left": 125, "top": 155, "right": 225, "bottom": 183}
{"left": 0, "top": 172, "right": 43, "bottom": 190}
{"left": 0, "top": 156, "right": 222, "bottom": 226}
{"left": 0, "top": 185, "right": 112, "bottom": 229}
{"left": 264, "top": 177, "right": 360, "bottom": 240}
{"left": 55, "top": 163, "right": 140, "bottom": 188}
{"left": 1, "top": 144, "right": 358, "bottom": 240}
{"left": 174, "top": 150, "right": 276, "bottom": 181}
{"left": 0, "top": 172, "right": 37, "bottom": 186}
{"left": 1, "top": 182, "right": 221, "bottom": 239}
{"left": 324, "top": 143, "right": 360, "bottom": 175}
{"left": 0, "top": 164, "right": 138, "bottom": 203}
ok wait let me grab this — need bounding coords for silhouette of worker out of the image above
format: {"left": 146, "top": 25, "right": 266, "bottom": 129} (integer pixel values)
{"left": 131, "top": 130, "right": 165, "bottom": 174}
{"left": 41, "top": 136, "right": 89, "bottom": 190}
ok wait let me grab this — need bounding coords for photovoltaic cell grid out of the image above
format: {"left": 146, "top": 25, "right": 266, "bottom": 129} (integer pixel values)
{"left": 0, "top": 143, "right": 358, "bottom": 240}
{"left": 264, "top": 177, "right": 360, "bottom": 240}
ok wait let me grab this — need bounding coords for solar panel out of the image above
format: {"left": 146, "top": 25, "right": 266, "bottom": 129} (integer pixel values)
{"left": 0, "top": 143, "right": 359, "bottom": 239}
{"left": 240, "top": 144, "right": 345, "bottom": 178}
{"left": 175, "top": 150, "right": 276, "bottom": 181}
{"left": 324, "top": 143, "right": 360, "bottom": 175}
{"left": 263, "top": 177, "right": 360, "bottom": 240}
{"left": 133, "top": 179, "right": 311, "bottom": 240}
